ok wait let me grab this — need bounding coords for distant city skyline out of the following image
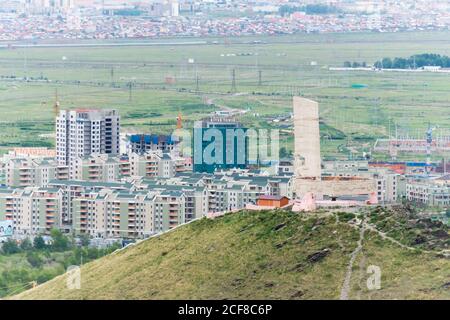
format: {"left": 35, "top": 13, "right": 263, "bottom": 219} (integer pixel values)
{"left": 1, "top": 0, "right": 450, "bottom": 41}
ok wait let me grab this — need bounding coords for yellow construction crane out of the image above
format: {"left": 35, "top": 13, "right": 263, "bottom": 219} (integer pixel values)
{"left": 53, "top": 88, "right": 60, "bottom": 116}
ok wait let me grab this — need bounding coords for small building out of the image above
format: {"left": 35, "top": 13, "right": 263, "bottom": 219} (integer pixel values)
{"left": 422, "top": 66, "right": 441, "bottom": 72}
{"left": 41, "top": 235, "right": 54, "bottom": 246}
{"left": 257, "top": 195, "right": 289, "bottom": 208}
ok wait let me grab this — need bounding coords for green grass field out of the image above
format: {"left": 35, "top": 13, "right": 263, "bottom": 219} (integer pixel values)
{"left": 0, "top": 31, "right": 449, "bottom": 159}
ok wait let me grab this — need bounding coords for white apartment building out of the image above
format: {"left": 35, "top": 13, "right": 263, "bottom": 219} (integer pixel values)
{"left": 372, "top": 170, "right": 399, "bottom": 204}
{"left": 47, "top": 180, "right": 132, "bottom": 226}
{"left": 26, "top": 0, "right": 75, "bottom": 14}
{"left": 128, "top": 152, "right": 186, "bottom": 179}
{"left": 72, "top": 188, "right": 188, "bottom": 238}
{"left": 406, "top": 176, "right": 450, "bottom": 208}
{"left": 72, "top": 190, "right": 155, "bottom": 239}
{"left": 56, "top": 109, "right": 120, "bottom": 167}
{"left": 72, "top": 154, "right": 122, "bottom": 182}
{"left": 0, "top": 187, "right": 61, "bottom": 235}
{"left": 322, "top": 160, "right": 399, "bottom": 203}
{"left": 4, "top": 157, "right": 69, "bottom": 188}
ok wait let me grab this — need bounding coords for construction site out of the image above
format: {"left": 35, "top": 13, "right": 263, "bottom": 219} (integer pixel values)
{"left": 374, "top": 129, "right": 450, "bottom": 158}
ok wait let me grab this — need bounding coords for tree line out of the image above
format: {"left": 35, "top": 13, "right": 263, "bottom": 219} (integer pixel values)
{"left": 0, "top": 229, "right": 121, "bottom": 297}
{"left": 343, "top": 61, "right": 368, "bottom": 68}
{"left": 374, "top": 53, "right": 450, "bottom": 69}
{"left": 342, "top": 54, "right": 450, "bottom": 69}
{"left": 2, "top": 229, "right": 74, "bottom": 255}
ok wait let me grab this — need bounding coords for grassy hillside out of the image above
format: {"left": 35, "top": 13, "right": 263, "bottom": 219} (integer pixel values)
{"left": 13, "top": 209, "right": 450, "bottom": 300}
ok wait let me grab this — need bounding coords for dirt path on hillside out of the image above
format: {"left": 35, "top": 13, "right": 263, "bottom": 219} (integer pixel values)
{"left": 205, "top": 95, "right": 248, "bottom": 116}
{"left": 363, "top": 223, "right": 416, "bottom": 251}
{"left": 340, "top": 222, "right": 365, "bottom": 300}
{"left": 338, "top": 215, "right": 450, "bottom": 300}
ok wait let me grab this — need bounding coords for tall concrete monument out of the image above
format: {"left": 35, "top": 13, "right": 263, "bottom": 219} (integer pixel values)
{"left": 293, "top": 96, "right": 322, "bottom": 180}
{"left": 292, "top": 96, "right": 376, "bottom": 200}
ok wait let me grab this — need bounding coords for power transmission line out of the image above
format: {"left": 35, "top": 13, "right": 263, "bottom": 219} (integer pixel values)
{"left": 195, "top": 73, "right": 200, "bottom": 92}
{"left": 128, "top": 81, "right": 133, "bottom": 102}
{"left": 110, "top": 67, "right": 114, "bottom": 86}
{"left": 231, "top": 68, "right": 236, "bottom": 92}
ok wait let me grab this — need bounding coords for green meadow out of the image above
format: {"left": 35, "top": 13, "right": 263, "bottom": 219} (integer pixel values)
{"left": 0, "top": 31, "right": 449, "bottom": 159}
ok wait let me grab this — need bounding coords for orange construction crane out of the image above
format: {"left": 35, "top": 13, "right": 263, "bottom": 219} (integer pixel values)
{"left": 176, "top": 111, "right": 182, "bottom": 129}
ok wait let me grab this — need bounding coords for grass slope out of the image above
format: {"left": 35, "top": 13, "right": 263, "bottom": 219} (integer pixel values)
{"left": 13, "top": 209, "right": 450, "bottom": 300}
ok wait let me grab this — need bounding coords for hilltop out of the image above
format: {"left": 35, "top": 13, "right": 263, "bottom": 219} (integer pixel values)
{"left": 13, "top": 207, "right": 450, "bottom": 300}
